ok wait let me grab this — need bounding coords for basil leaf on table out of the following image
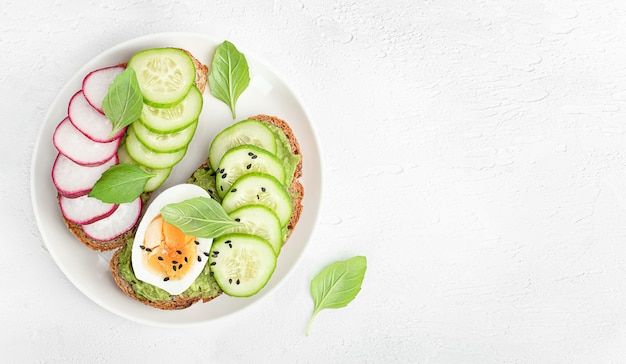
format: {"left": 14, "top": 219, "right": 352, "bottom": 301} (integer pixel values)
{"left": 89, "top": 164, "right": 154, "bottom": 204}
{"left": 160, "top": 196, "right": 241, "bottom": 238}
{"left": 208, "top": 40, "right": 250, "bottom": 119}
{"left": 102, "top": 67, "right": 143, "bottom": 137}
{"left": 306, "top": 256, "right": 367, "bottom": 336}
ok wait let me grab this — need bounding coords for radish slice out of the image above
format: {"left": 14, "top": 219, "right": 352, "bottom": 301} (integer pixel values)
{"left": 68, "top": 91, "right": 125, "bottom": 142}
{"left": 81, "top": 196, "right": 142, "bottom": 242}
{"left": 53, "top": 117, "right": 120, "bottom": 166}
{"left": 82, "top": 65, "right": 125, "bottom": 113}
{"left": 52, "top": 153, "right": 118, "bottom": 197}
{"left": 59, "top": 194, "right": 119, "bottom": 225}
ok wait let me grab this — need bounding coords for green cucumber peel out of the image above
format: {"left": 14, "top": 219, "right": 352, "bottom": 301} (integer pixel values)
{"left": 160, "top": 196, "right": 242, "bottom": 238}
{"left": 208, "top": 40, "right": 250, "bottom": 119}
{"left": 89, "top": 164, "right": 154, "bottom": 204}
{"left": 306, "top": 256, "right": 367, "bottom": 336}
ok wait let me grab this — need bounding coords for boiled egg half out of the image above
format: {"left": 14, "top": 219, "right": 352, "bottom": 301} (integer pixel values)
{"left": 131, "top": 184, "right": 213, "bottom": 295}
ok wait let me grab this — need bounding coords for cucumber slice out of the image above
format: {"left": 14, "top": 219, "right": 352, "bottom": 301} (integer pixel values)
{"left": 215, "top": 144, "right": 286, "bottom": 198}
{"left": 116, "top": 141, "right": 134, "bottom": 165}
{"left": 221, "top": 172, "right": 292, "bottom": 227}
{"left": 117, "top": 142, "right": 172, "bottom": 192}
{"left": 208, "top": 233, "right": 277, "bottom": 297}
{"left": 143, "top": 168, "right": 172, "bottom": 192}
{"left": 208, "top": 120, "right": 277, "bottom": 169}
{"left": 227, "top": 205, "right": 283, "bottom": 255}
{"left": 131, "top": 118, "right": 197, "bottom": 153}
{"left": 125, "top": 127, "right": 187, "bottom": 169}
{"left": 139, "top": 85, "right": 203, "bottom": 134}
{"left": 127, "top": 48, "right": 197, "bottom": 108}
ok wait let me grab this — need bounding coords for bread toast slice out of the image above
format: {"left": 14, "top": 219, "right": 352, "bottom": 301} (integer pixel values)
{"left": 109, "top": 114, "right": 304, "bottom": 310}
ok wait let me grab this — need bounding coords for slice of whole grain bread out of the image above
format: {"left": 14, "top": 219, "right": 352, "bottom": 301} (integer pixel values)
{"left": 109, "top": 114, "right": 304, "bottom": 310}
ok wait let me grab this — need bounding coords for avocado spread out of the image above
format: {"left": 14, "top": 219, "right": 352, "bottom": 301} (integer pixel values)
{"left": 117, "top": 125, "right": 300, "bottom": 302}
{"left": 264, "top": 123, "right": 300, "bottom": 185}
{"left": 118, "top": 237, "right": 222, "bottom": 301}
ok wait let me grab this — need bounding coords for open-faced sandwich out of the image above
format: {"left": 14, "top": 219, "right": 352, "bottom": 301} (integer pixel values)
{"left": 111, "top": 114, "right": 303, "bottom": 309}
{"left": 52, "top": 48, "right": 208, "bottom": 251}
{"left": 50, "top": 44, "right": 304, "bottom": 309}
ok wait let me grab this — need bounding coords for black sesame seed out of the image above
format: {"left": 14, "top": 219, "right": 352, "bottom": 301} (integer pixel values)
{"left": 163, "top": 277, "right": 170, "bottom": 282}
{"left": 178, "top": 264, "right": 183, "bottom": 269}
{"left": 224, "top": 240, "right": 232, "bottom": 245}
{"left": 210, "top": 262, "right": 216, "bottom": 266}
{"left": 229, "top": 278, "right": 233, "bottom": 284}
{"left": 220, "top": 186, "right": 224, "bottom": 191}
{"left": 261, "top": 187, "right": 266, "bottom": 192}
{"left": 231, "top": 188, "right": 237, "bottom": 193}
{"left": 197, "top": 255, "right": 202, "bottom": 262}
{"left": 172, "top": 260, "right": 178, "bottom": 264}
{"left": 248, "top": 152, "right": 254, "bottom": 156}
{"left": 176, "top": 250, "right": 182, "bottom": 255}
{"left": 221, "top": 173, "right": 227, "bottom": 179}
{"left": 204, "top": 252, "right": 210, "bottom": 256}
{"left": 257, "top": 194, "right": 260, "bottom": 199}
{"left": 228, "top": 244, "right": 233, "bottom": 248}
{"left": 234, "top": 218, "right": 240, "bottom": 222}
{"left": 251, "top": 155, "right": 258, "bottom": 159}
{"left": 236, "top": 279, "right": 240, "bottom": 285}
{"left": 145, "top": 248, "right": 152, "bottom": 252}
{"left": 139, "top": 245, "right": 145, "bottom": 250}
{"left": 246, "top": 163, "right": 252, "bottom": 170}
{"left": 157, "top": 256, "right": 163, "bottom": 261}
{"left": 195, "top": 240, "right": 200, "bottom": 245}
{"left": 172, "top": 265, "right": 177, "bottom": 271}
{"left": 184, "top": 257, "right": 188, "bottom": 263}
{"left": 213, "top": 251, "right": 220, "bottom": 255}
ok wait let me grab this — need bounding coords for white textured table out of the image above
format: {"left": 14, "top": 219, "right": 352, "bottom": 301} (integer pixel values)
{"left": 5, "top": 1, "right": 626, "bottom": 362}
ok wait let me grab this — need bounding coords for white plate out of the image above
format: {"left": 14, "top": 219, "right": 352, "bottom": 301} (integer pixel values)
{"left": 31, "top": 32, "right": 322, "bottom": 327}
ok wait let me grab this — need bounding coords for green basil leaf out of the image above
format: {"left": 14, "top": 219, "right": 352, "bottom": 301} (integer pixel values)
{"left": 306, "top": 256, "right": 367, "bottom": 336}
{"left": 102, "top": 67, "right": 143, "bottom": 137}
{"left": 160, "top": 196, "right": 241, "bottom": 238}
{"left": 88, "top": 164, "right": 154, "bottom": 204}
{"left": 208, "top": 40, "right": 250, "bottom": 119}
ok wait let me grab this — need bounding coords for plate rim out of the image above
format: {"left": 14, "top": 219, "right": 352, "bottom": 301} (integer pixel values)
{"left": 30, "top": 32, "right": 323, "bottom": 327}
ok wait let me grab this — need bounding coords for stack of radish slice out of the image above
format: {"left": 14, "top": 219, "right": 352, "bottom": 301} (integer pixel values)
{"left": 51, "top": 65, "right": 142, "bottom": 243}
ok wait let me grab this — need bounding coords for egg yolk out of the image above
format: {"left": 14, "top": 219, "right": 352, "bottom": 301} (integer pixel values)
{"left": 142, "top": 215, "right": 197, "bottom": 281}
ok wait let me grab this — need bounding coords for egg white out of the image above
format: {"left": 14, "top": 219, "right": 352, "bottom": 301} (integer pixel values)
{"left": 131, "top": 184, "right": 213, "bottom": 295}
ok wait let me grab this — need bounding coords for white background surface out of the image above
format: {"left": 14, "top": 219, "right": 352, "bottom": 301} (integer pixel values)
{"left": 4, "top": 0, "right": 626, "bottom": 362}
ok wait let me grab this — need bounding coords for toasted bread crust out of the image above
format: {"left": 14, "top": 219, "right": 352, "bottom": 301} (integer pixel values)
{"left": 183, "top": 49, "right": 208, "bottom": 94}
{"left": 109, "top": 114, "right": 304, "bottom": 310}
